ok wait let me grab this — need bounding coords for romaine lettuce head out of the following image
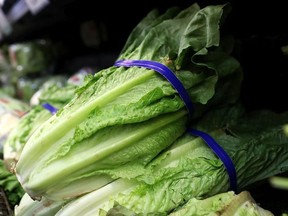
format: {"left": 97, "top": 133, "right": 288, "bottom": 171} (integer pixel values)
{"left": 15, "top": 3, "right": 242, "bottom": 201}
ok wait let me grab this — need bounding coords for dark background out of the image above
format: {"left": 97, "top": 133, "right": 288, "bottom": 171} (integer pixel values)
{"left": 1, "top": 0, "right": 288, "bottom": 214}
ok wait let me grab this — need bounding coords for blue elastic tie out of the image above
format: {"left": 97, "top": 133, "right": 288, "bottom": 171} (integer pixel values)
{"left": 114, "top": 59, "right": 237, "bottom": 192}
{"left": 42, "top": 103, "right": 58, "bottom": 115}
{"left": 188, "top": 128, "right": 237, "bottom": 192}
{"left": 114, "top": 59, "right": 194, "bottom": 118}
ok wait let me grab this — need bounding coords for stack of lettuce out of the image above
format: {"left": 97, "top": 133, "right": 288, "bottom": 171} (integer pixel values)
{"left": 11, "top": 2, "right": 288, "bottom": 216}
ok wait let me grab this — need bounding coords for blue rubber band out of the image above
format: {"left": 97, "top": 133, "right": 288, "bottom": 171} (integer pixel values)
{"left": 114, "top": 59, "right": 237, "bottom": 192}
{"left": 114, "top": 60, "right": 194, "bottom": 119}
{"left": 42, "top": 103, "right": 58, "bottom": 115}
{"left": 188, "top": 128, "right": 237, "bottom": 192}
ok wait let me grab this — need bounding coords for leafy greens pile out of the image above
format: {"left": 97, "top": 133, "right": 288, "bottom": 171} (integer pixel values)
{"left": 11, "top": 2, "right": 288, "bottom": 216}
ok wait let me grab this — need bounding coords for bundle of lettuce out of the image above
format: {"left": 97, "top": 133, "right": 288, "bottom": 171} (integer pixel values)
{"left": 15, "top": 3, "right": 243, "bottom": 201}
{"left": 14, "top": 104, "right": 288, "bottom": 215}
{"left": 3, "top": 74, "right": 90, "bottom": 172}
